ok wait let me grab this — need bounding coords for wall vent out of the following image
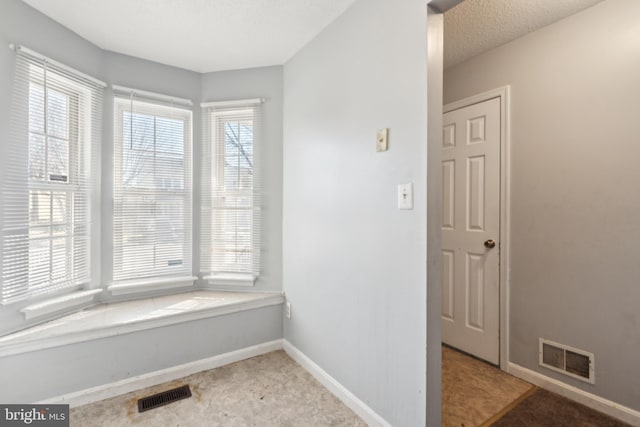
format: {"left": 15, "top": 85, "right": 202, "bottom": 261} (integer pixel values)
{"left": 539, "top": 338, "right": 594, "bottom": 384}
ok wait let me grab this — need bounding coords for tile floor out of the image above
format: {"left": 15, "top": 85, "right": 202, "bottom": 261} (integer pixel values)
{"left": 442, "top": 345, "right": 534, "bottom": 427}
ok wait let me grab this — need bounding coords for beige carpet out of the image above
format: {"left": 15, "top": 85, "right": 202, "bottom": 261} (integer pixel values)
{"left": 71, "top": 350, "right": 366, "bottom": 427}
{"left": 442, "top": 345, "right": 534, "bottom": 427}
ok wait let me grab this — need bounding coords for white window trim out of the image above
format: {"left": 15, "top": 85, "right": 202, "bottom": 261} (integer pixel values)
{"left": 200, "top": 98, "right": 263, "bottom": 109}
{"left": 112, "top": 85, "right": 193, "bottom": 108}
{"left": 107, "top": 276, "right": 197, "bottom": 296}
{"left": 202, "top": 273, "right": 257, "bottom": 287}
{"left": 20, "top": 289, "right": 102, "bottom": 320}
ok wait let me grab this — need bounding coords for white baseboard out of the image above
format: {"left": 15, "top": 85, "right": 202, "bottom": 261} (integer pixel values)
{"left": 283, "top": 340, "right": 392, "bottom": 427}
{"left": 39, "top": 339, "right": 283, "bottom": 408}
{"left": 508, "top": 362, "right": 640, "bottom": 427}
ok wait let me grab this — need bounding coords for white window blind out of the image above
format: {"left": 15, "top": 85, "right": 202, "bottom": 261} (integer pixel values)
{"left": 1, "top": 47, "right": 103, "bottom": 304}
{"left": 201, "top": 100, "right": 262, "bottom": 280}
{"left": 112, "top": 89, "right": 193, "bottom": 282}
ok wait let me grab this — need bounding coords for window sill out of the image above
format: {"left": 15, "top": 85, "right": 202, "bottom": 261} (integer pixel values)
{"left": 202, "top": 273, "right": 257, "bottom": 287}
{"left": 20, "top": 289, "right": 103, "bottom": 321}
{"left": 0, "top": 290, "right": 283, "bottom": 357}
{"left": 107, "top": 276, "right": 198, "bottom": 296}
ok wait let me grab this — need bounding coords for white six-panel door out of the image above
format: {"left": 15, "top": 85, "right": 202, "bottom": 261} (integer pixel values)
{"left": 442, "top": 97, "right": 501, "bottom": 364}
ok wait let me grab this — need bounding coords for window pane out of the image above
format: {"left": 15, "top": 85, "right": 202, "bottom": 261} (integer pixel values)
{"left": 51, "top": 238, "right": 68, "bottom": 282}
{"left": 48, "top": 137, "right": 69, "bottom": 182}
{"left": 28, "top": 239, "right": 50, "bottom": 288}
{"left": 124, "top": 111, "right": 154, "bottom": 151}
{"left": 29, "top": 191, "right": 51, "bottom": 226}
{"left": 29, "top": 133, "right": 46, "bottom": 180}
{"left": 156, "top": 196, "right": 184, "bottom": 245}
{"left": 211, "top": 207, "right": 252, "bottom": 270}
{"left": 119, "top": 194, "right": 155, "bottom": 275}
{"left": 29, "top": 226, "right": 49, "bottom": 239}
{"left": 51, "top": 225, "right": 68, "bottom": 237}
{"left": 29, "top": 86, "right": 71, "bottom": 183}
{"left": 222, "top": 194, "right": 252, "bottom": 209}
{"left": 156, "top": 116, "right": 184, "bottom": 155}
{"left": 47, "top": 88, "right": 68, "bottom": 139}
{"left": 224, "top": 121, "right": 253, "bottom": 191}
{"left": 121, "top": 195, "right": 155, "bottom": 245}
{"left": 123, "top": 150, "right": 155, "bottom": 188}
{"left": 29, "top": 85, "right": 45, "bottom": 133}
{"left": 51, "top": 192, "right": 68, "bottom": 225}
{"left": 156, "top": 154, "right": 184, "bottom": 190}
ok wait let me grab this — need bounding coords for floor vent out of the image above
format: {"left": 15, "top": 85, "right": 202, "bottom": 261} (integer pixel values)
{"left": 138, "top": 385, "right": 192, "bottom": 413}
{"left": 539, "top": 338, "right": 594, "bottom": 384}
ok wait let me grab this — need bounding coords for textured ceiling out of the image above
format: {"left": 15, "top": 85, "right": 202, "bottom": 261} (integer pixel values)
{"left": 444, "top": 0, "right": 604, "bottom": 69}
{"left": 21, "top": 0, "right": 357, "bottom": 73}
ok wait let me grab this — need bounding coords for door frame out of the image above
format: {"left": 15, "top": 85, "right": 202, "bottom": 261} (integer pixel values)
{"left": 443, "top": 86, "right": 511, "bottom": 371}
{"left": 426, "top": 6, "right": 445, "bottom": 426}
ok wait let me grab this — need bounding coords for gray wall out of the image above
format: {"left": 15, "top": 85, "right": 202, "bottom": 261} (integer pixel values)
{"left": 201, "top": 67, "right": 284, "bottom": 292}
{"left": 282, "top": 0, "right": 429, "bottom": 425}
{"left": 444, "top": 0, "right": 640, "bottom": 410}
{"left": 0, "top": 305, "right": 282, "bottom": 403}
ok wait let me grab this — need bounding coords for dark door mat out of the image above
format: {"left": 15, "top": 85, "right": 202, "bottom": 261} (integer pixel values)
{"left": 491, "top": 389, "right": 632, "bottom": 427}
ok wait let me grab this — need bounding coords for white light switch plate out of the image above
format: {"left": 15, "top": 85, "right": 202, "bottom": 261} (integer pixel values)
{"left": 376, "top": 128, "right": 389, "bottom": 152}
{"left": 398, "top": 183, "right": 413, "bottom": 210}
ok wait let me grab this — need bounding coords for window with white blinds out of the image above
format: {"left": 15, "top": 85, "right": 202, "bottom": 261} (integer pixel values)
{"left": 112, "top": 90, "right": 193, "bottom": 282}
{"left": 1, "top": 47, "right": 103, "bottom": 304}
{"left": 201, "top": 100, "right": 262, "bottom": 281}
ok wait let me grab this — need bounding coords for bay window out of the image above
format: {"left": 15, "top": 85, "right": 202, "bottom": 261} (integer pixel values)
{"left": 1, "top": 45, "right": 266, "bottom": 335}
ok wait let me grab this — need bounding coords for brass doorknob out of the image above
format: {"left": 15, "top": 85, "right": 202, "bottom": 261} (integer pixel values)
{"left": 484, "top": 239, "right": 496, "bottom": 249}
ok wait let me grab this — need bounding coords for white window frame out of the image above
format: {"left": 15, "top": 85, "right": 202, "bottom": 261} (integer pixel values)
{"left": 201, "top": 100, "right": 262, "bottom": 286}
{"left": 27, "top": 79, "right": 85, "bottom": 296}
{"left": 1, "top": 45, "right": 104, "bottom": 323}
{"left": 111, "top": 95, "right": 194, "bottom": 290}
